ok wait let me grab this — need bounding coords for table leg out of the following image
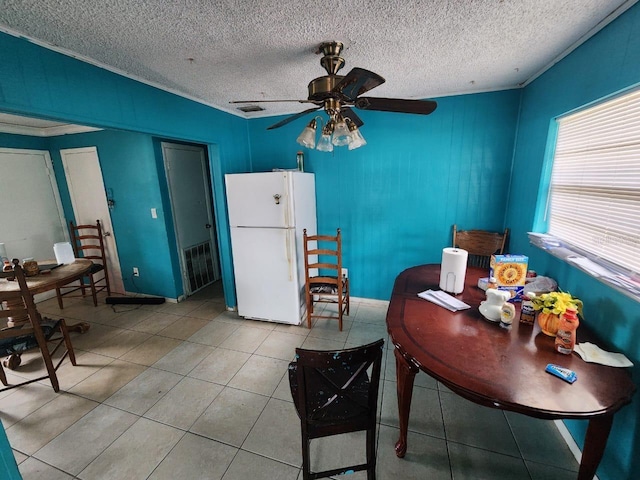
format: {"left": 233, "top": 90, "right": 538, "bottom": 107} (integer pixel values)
{"left": 577, "top": 414, "right": 613, "bottom": 480}
{"left": 394, "top": 347, "right": 419, "bottom": 458}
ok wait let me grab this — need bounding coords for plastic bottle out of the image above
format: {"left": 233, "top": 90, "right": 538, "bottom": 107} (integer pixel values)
{"left": 296, "top": 151, "right": 304, "bottom": 172}
{"left": 555, "top": 307, "right": 579, "bottom": 354}
{"left": 520, "top": 294, "right": 536, "bottom": 325}
{"left": 500, "top": 302, "right": 516, "bottom": 327}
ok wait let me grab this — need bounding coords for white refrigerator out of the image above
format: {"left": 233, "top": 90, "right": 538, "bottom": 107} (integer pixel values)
{"left": 225, "top": 171, "right": 317, "bottom": 324}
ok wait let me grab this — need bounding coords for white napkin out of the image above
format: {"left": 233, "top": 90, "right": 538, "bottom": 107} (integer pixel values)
{"left": 417, "top": 290, "right": 471, "bottom": 312}
{"left": 574, "top": 342, "right": 633, "bottom": 368}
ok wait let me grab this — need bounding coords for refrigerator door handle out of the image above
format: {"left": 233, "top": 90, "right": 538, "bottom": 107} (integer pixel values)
{"left": 286, "top": 229, "right": 294, "bottom": 281}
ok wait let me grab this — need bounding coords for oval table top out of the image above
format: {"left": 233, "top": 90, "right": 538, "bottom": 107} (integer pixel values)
{"left": 386, "top": 264, "right": 636, "bottom": 419}
{"left": 0, "top": 259, "right": 93, "bottom": 297}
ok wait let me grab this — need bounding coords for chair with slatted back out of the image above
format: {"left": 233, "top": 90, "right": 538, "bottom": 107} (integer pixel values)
{"left": 452, "top": 224, "right": 509, "bottom": 269}
{"left": 0, "top": 259, "right": 77, "bottom": 392}
{"left": 303, "top": 228, "right": 350, "bottom": 331}
{"left": 56, "top": 220, "right": 111, "bottom": 308}
{"left": 288, "top": 339, "right": 384, "bottom": 480}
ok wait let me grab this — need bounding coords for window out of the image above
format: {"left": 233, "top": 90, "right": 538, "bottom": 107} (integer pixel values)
{"left": 546, "top": 87, "right": 640, "bottom": 277}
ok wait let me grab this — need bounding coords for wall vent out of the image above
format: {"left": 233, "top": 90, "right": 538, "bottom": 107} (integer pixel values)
{"left": 236, "top": 105, "right": 265, "bottom": 112}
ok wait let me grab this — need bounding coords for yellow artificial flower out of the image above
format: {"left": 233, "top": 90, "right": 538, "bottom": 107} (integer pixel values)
{"left": 530, "top": 291, "right": 583, "bottom": 316}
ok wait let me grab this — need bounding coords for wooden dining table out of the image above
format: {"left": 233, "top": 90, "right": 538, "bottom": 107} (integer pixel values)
{"left": 0, "top": 259, "right": 93, "bottom": 333}
{"left": 386, "top": 264, "right": 636, "bottom": 480}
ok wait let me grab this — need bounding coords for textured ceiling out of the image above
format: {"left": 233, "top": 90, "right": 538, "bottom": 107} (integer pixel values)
{"left": 0, "top": 0, "right": 635, "bottom": 120}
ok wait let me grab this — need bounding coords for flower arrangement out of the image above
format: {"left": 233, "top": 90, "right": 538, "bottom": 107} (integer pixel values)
{"left": 530, "top": 291, "right": 583, "bottom": 316}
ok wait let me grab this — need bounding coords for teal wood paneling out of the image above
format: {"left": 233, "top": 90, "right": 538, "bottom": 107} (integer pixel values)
{"left": 0, "top": 31, "right": 253, "bottom": 306}
{"left": 249, "top": 90, "right": 521, "bottom": 299}
{"left": 46, "top": 130, "right": 180, "bottom": 298}
{"left": 508, "top": 4, "right": 640, "bottom": 479}
{"left": 0, "top": 421, "right": 20, "bottom": 480}
{"left": 0, "top": 132, "right": 48, "bottom": 150}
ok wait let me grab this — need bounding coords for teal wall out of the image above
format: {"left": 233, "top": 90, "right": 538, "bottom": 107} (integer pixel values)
{"left": 0, "top": 31, "right": 252, "bottom": 306}
{"left": 507, "top": 4, "right": 640, "bottom": 479}
{"left": 248, "top": 90, "right": 522, "bottom": 299}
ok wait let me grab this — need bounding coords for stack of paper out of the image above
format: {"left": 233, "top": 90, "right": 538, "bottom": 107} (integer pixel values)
{"left": 418, "top": 289, "right": 471, "bottom": 312}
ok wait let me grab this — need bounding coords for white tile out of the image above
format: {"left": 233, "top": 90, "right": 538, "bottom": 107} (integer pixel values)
{"left": 78, "top": 417, "right": 183, "bottom": 480}
{"left": 187, "top": 319, "right": 238, "bottom": 346}
{"left": 148, "top": 433, "right": 237, "bottom": 480}
{"left": 222, "top": 449, "right": 299, "bottom": 480}
{"left": 104, "top": 367, "right": 182, "bottom": 415}
{"left": 18, "top": 457, "right": 74, "bottom": 480}
{"left": 34, "top": 404, "right": 138, "bottom": 475}
{"left": 190, "top": 387, "right": 268, "bottom": 447}
{"left": 144, "top": 377, "right": 223, "bottom": 430}
{"left": 228, "top": 354, "right": 289, "bottom": 396}
{"left": 189, "top": 347, "right": 250, "bottom": 385}
{"left": 152, "top": 341, "right": 214, "bottom": 375}
{"left": 219, "top": 325, "right": 271, "bottom": 353}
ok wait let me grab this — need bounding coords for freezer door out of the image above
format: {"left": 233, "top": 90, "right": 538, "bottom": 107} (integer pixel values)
{"left": 230, "top": 227, "right": 302, "bottom": 324}
{"left": 226, "top": 172, "right": 293, "bottom": 228}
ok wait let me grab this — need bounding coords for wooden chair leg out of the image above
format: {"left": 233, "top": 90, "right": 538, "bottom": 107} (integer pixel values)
{"left": 40, "top": 349, "right": 59, "bottom": 392}
{"left": 366, "top": 427, "right": 377, "bottom": 480}
{"left": 59, "top": 319, "right": 77, "bottom": 366}
{"left": 89, "top": 274, "right": 98, "bottom": 306}
{"left": 56, "top": 287, "right": 64, "bottom": 309}
{"left": 0, "top": 363, "right": 7, "bottom": 386}
{"left": 306, "top": 293, "right": 313, "bottom": 329}
{"left": 301, "top": 435, "right": 311, "bottom": 480}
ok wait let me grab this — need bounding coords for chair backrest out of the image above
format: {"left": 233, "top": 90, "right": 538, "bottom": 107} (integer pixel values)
{"left": 303, "top": 228, "right": 343, "bottom": 285}
{"left": 290, "top": 338, "right": 384, "bottom": 435}
{"left": 452, "top": 224, "right": 509, "bottom": 268}
{"left": 69, "top": 220, "right": 107, "bottom": 265}
{"left": 0, "top": 260, "right": 44, "bottom": 338}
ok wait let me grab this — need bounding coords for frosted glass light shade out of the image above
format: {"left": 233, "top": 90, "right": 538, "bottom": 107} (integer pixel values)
{"left": 348, "top": 128, "right": 367, "bottom": 150}
{"left": 296, "top": 119, "right": 317, "bottom": 148}
{"left": 316, "top": 133, "right": 334, "bottom": 152}
{"left": 332, "top": 119, "right": 351, "bottom": 146}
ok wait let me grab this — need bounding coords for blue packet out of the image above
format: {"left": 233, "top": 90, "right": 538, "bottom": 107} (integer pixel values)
{"left": 545, "top": 364, "right": 577, "bottom": 384}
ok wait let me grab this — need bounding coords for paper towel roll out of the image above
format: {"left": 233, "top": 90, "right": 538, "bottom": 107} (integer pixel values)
{"left": 439, "top": 248, "right": 468, "bottom": 294}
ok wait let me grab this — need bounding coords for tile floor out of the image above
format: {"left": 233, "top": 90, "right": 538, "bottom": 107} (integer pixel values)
{"left": 1, "top": 283, "right": 581, "bottom": 479}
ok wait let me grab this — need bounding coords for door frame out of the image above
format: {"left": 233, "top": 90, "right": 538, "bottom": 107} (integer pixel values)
{"left": 161, "top": 141, "right": 220, "bottom": 297}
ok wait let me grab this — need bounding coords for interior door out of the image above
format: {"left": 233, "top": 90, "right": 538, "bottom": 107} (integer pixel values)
{"left": 162, "top": 142, "right": 220, "bottom": 296}
{"left": 0, "top": 148, "right": 68, "bottom": 263}
{"left": 60, "top": 147, "right": 125, "bottom": 293}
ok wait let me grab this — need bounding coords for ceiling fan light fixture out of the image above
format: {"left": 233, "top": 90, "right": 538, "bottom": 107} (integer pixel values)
{"left": 346, "top": 118, "right": 366, "bottom": 150}
{"left": 332, "top": 116, "right": 351, "bottom": 146}
{"left": 316, "top": 120, "right": 335, "bottom": 152}
{"left": 296, "top": 118, "right": 317, "bottom": 149}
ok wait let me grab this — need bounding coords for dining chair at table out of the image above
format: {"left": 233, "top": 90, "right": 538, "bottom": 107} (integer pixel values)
{"left": 303, "top": 228, "right": 350, "bottom": 331}
{"left": 288, "top": 339, "right": 384, "bottom": 480}
{"left": 452, "top": 224, "right": 509, "bottom": 269}
{"left": 0, "top": 259, "right": 77, "bottom": 393}
{"left": 56, "top": 219, "right": 111, "bottom": 308}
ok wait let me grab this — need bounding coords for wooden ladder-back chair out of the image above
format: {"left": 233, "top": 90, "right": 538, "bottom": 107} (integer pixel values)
{"left": 303, "top": 228, "right": 350, "bottom": 331}
{"left": 0, "top": 260, "right": 77, "bottom": 392}
{"left": 452, "top": 224, "right": 509, "bottom": 269}
{"left": 288, "top": 339, "right": 384, "bottom": 480}
{"left": 56, "top": 220, "right": 111, "bottom": 308}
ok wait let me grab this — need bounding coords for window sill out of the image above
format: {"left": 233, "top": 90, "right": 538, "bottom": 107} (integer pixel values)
{"left": 528, "top": 233, "right": 640, "bottom": 304}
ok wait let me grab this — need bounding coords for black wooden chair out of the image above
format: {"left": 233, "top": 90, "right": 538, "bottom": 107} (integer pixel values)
{"left": 1, "top": 259, "right": 77, "bottom": 392}
{"left": 288, "top": 339, "right": 384, "bottom": 480}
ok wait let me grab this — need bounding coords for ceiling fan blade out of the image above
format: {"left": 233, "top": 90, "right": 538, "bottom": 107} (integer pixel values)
{"left": 355, "top": 97, "right": 437, "bottom": 115}
{"left": 266, "top": 107, "right": 321, "bottom": 130}
{"left": 342, "top": 107, "right": 364, "bottom": 128}
{"left": 332, "top": 67, "right": 385, "bottom": 101}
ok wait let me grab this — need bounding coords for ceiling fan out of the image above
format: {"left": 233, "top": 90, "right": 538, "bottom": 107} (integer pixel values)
{"left": 231, "top": 41, "right": 437, "bottom": 151}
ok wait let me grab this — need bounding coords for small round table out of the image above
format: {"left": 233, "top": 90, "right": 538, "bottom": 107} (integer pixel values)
{"left": 0, "top": 259, "right": 93, "bottom": 331}
{"left": 386, "top": 264, "right": 635, "bottom": 480}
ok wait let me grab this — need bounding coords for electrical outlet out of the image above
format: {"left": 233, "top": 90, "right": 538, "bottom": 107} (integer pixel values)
{"left": 133, "top": 267, "right": 140, "bottom": 277}
{"left": 341, "top": 268, "right": 348, "bottom": 278}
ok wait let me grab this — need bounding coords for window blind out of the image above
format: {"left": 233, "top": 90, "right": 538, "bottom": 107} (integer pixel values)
{"left": 548, "top": 87, "right": 640, "bottom": 274}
